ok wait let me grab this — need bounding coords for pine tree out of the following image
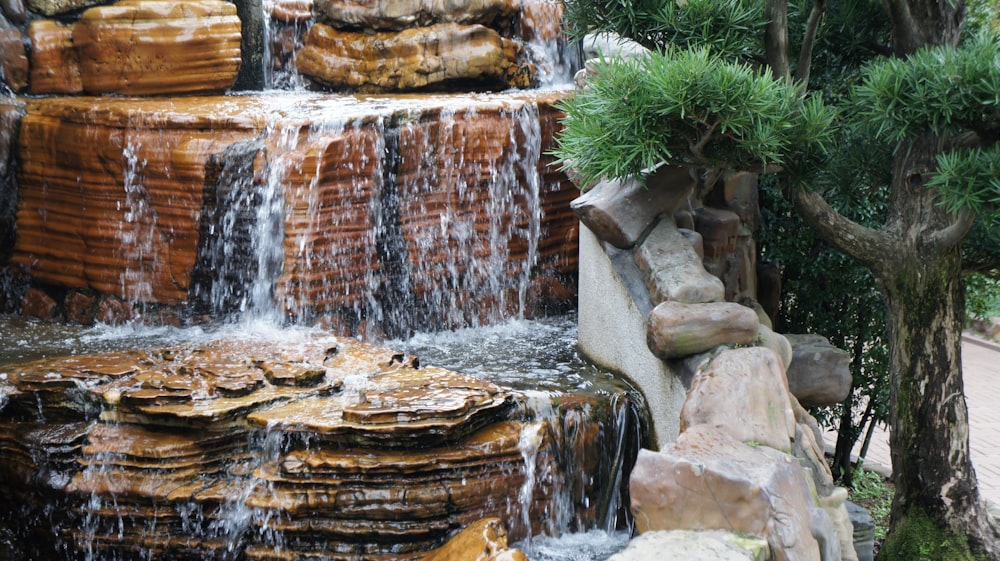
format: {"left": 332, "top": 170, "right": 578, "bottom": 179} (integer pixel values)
{"left": 555, "top": 1, "right": 1000, "bottom": 558}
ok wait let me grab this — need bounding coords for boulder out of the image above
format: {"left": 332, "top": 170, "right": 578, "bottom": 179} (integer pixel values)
{"left": 0, "top": 23, "right": 27, "bottom": 92}
{"left": 630, "top": 426, "right": 823, "bottom": 561}
{"left": 647, "top": 301, "right": 760, "bottom": 360}
{"left": 419, "top": 518, "right": 528, "bottom": 561}
{"left": 634, "top": 220, "right": 725, "bottom": 305}
{"left": 694, "top": 206, "right": 740, "bottom": 277}
{"left": 27, "top": 20, "right": 82, "bottom": 95}
{"left": 570, "top": 164, "right": 695, "bottom": 250}
{"left": 26, "top": 0, "right": 106, "bottom": 16}
{"left": 679, "top": 347, "right": 796, "bottom": 452}
{"left": 313, "top": 0, "right": 514, "bottom": 30}
{"left": 606, "top": 530, "right": 770, "bottom": 561}
{"left": 267, "top": 0, "right": 312, "bottom": 23}
{"left": 785, "top": 334, "right": 852, "bottom": 407}
{"left": 73, "top": 0, "right": 242, "bottom": 95}
{"left": 297, "top": 22, "right": 532, "bottom": 91}
{"left": 757, "top": 324, "right": 793, "bottom": 369}
{"left": 1, "top": 0, "right": 25, "bottom": 24}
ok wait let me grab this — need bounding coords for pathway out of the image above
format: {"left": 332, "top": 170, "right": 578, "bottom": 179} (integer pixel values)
{"left": 823, "top": 334, "right": 1000, "bottom": 505}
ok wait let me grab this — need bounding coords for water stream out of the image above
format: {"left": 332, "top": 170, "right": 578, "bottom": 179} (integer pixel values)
{"left": 0, "top": 313, "right": 645, "bottom": 560}
{"left": 0, "top": 3, "right": 642, "bottom": 559}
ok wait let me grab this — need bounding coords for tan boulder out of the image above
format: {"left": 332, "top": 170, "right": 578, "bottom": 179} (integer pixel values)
{"left": 679, "top": 347, "right": 796, "bottom": 452}
{"left": 634, "top": 220, "right": 726, "bottom": 305}
{"left": 420, "top": 518, "right": 528, "bottom": 561}
{"left": 570, "top": 164, "right": 695, "bottom": 250}
{"left": 630, "top": 426, "right": 822, "bottom": 561}
{"left": 297, "top": 22, "right": 533, "bottom": 91}
{"left": 73, "top": 0, "right": 242, "bottom": 95}
{"left": 784, "top": 334, "right": 852, "bottom": 407}
{"left": 646, "top": 300, "right": 759, "bottom": 360}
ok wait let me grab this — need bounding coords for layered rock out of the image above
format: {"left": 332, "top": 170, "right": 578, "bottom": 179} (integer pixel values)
{"left": 10, "top": 92, "right": 578, "bottom": 330}
{"left": 313, "top": 0, "right": 515, "bottom": 30}
{"left": 0, "top": 21, "right": 27, "bottom": 92}
{"left": 298, "top": 22, "right": 532, "bottom": 92}
{"left": 73, "top": 0, "right": 242, "bottom": 95}
{"left": 0, "top": 334, "right": 634, "bottom": 561}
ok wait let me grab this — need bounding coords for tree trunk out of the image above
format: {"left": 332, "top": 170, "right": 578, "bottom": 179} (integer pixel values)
{"left": 874, "top": 135, "right": 1000, "bottom": 560}
{"left": 877, "top": 251, "right": 1000, "bottom": 560}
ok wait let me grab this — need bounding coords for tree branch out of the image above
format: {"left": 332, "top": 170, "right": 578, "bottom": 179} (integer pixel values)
{"left": 925, "top": 207, "right": 975, "bottom": 253}
{"left": 765, "top": 0, "right": 790, "bottom": 79}
{"left": 794, "top": 0, "right": 826, "bottom": 86}
{"left": 789, "top": 186, "right": 892, "bottom": 267}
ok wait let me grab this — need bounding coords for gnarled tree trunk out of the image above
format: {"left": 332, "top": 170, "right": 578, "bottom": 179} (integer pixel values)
{"left": 872, "top": 134, "right": 1000, "bottom": 560}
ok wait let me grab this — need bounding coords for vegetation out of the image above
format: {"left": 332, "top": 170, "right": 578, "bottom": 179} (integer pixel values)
{"left": 851, "top": 468, "right": 894, "bottom": 542}
{"left": 555, "top": 0, "right": 1000, "bottom": 557}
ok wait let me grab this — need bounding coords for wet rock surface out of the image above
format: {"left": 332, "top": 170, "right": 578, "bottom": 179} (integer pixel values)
{"left": 10, "top": 92, "right": 578, "bottom": 331}
{"left": 298, "top": 22, "right": 532, "bottom": 91}
{"left": 0, "top": 333, "right": 632, "bottom": 560}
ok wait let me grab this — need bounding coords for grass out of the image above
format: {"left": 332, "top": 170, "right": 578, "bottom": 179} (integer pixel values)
{"left": 850, "top": 467, "right": 894, "bottom": 545}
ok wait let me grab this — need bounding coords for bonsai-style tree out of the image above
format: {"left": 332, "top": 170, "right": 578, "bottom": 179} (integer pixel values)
{"left": 554, "top": 0, "right": 1000, "bottom": 558}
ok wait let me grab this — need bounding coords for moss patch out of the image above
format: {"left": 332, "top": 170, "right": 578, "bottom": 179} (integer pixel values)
{"left": 877, "top": 507, "right": 985, "bottom": 561}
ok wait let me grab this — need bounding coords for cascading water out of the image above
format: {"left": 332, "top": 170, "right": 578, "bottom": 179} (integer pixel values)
{"left": 0, "top": 2, "right": 646, "bottom": 560}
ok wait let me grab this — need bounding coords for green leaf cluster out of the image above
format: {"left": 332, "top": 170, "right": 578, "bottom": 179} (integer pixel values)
{"left": 562, "top": 0, "right": 763, "bottom": 57}
{"left": 553, "top": 48, "right": 836, "bottom": 187}
{"left": 852, "top": 34, "right": 1000, "bottom": 141}
{"left": 929, "top": 145, "right": 1000, "bottom": 215}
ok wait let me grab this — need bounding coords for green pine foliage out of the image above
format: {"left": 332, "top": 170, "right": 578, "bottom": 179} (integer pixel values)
{"left": 553, "top": 48, "right": 836, "bottom": 188}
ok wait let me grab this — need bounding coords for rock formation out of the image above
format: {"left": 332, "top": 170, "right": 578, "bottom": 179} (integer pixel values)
{"left": 571, "top": 43, "right": 862, "bottom": 561}
{"left": 298, "top": 22, "right": 532, "bottom": 91}
{"left": 7, "top": 92, "right": 578, "bottom": 332}
{"left": 0, "top": 333, "right": 635, "bottom": 560}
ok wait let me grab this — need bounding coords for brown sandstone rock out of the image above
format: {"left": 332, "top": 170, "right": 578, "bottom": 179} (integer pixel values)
{"left": 26, "top": 0, "right": 106, "bottom": 16}
{"left": 313, "top": 0, "right": 515, "bottom": 30}
{"left": 420, "top": 518, "right": 528, "bottom": 561}
{"left": 27, "top": 20, "right": 82, "bottom": 95}
{"left": 12, "top": 92, "right": 576, "bottom": 325}
{"left": 73, "top": 0, "right": 242, "bottom": 95}
{"left": 267, "top": 0, "right": 312, "bottom": 23}
{"left": 64, "top": 290, "right": 97, "bottom": 324}
{"left": 19, "top": 286, "right": 57, "bottom": 320}
{"left": 679, "top": 347, "right": 796, "bottom": 452}
{"left": 0, "top": 25, "right": 27, "bottom": 92}
{"left": 630, "top": 426, "right": 822, "bottom": 561}
{"left": 298, "top": 22, "right": 532, "bottom": 92}
{"left": 646, "top": 300, "right": 759, "bottom": 360}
